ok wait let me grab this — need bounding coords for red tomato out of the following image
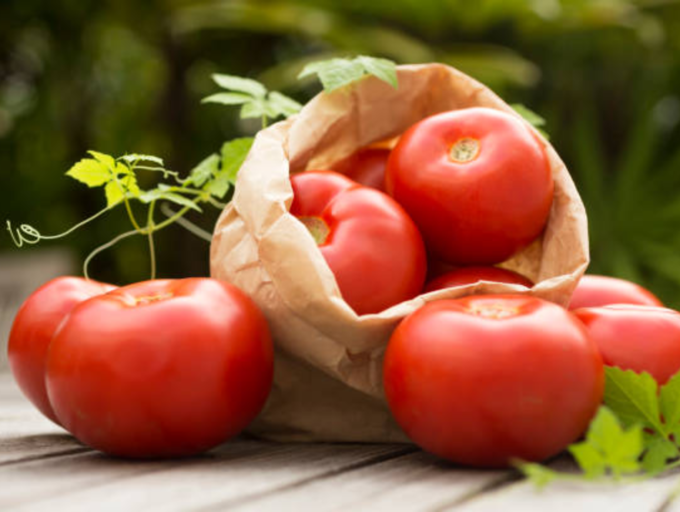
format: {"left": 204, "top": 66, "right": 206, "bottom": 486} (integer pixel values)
{"left": 331, "top": 147, "right": 391, "bottom": 191}
{"left": 424, "top": 266, "right": 532, "bottom": 293}
{"left": 386, "top": 107, "right": 553, "bottom": 265}
{"left": 46, "top": 278, "right": 273, "bottom": 458}
{"left": 573, "top": 305, "right": 680, "bottom": 385}
{"left": 569, "top": 275, "right": 663, "bottom": 310}
{"left": 290, "top": 170, "right": 426, "bottom": 315}
{"left": 8, "top": 277, "right": 115, "bottom": 424}
{"left": 384, "top": 295, "right": 603, "bottom": 467}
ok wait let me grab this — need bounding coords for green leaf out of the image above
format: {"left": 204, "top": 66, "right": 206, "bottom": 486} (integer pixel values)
{"left": 212, "top": 74, "right": 266, "bottom": 98}
{"left": 604, "top": 367, "right": 664, "bottom": 433}
{"left": 356, "top": 55, "right": 398, "bottom": 89}
{"left": 511, "top": 104, "right": 549, "bottom": 140}
{"left": 119, "top": 154, "right": 165, "bottom": 166}
{"left": 104, "top": 175, "right": 140, "bottom": 208}
{"left": 66, "top": 158, "right": 111, "bottom": 187}
{"left": 138, "top": 188, "right": 201, "bottom": 212}
{"left": 568, "top": 406, "right": 643, "bottom": 479}
{"left": 515, "top": 462, "right": 558, "bottom": 490}
{"left": 88, "top": 150, "right": 117, "bottom": 172}
{"left": 660, "top": 371, "right": 680, "bottom": 431}
{"left": 267, "top": 91, "right": 302, "bottom": 117}
{"left": 186, "top": 154, "right": 220, "bottom": 188}
{"left": 642, "top": 436, "right": 679, "bottom": 474}
{"left": 299, "top": 56, "right": 398, "bottom": 92}
{"left": 220, "top": 137, "right": 253, "bottom": 183}
{"left": 240, "top": 98, "right": 278, "bottom": 120}
{"left": 201, "top": 92, "right": 253, "bottom": 106}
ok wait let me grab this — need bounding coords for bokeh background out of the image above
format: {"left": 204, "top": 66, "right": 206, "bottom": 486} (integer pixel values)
{"left": 2, "top": 0, "right": 680, "bottom": 308}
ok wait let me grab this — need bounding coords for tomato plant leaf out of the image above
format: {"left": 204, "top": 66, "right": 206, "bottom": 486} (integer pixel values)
{"left": 88, "top": 150, "right": 118, "bottom": 172}
{"left": 220, "top": 137, "right": 253, "bottom": 184}
{"left": 356, "top": 55, "right": 398, "bottom": 89}
{"left": 212, "top": 74, "right": 266, "bottom": 98}
{"left": 104, "top": 176, "right": 140, "bottom": 207}
{"left": 119, "top": 154, "right": 165, "bottom": 166}
{"left": 604, "top": 367, "right": 664, "bottom": 433}
{"left": 642, "top": 435, "right": 679, "bottom": 474}
{"left": 660, "top": 371, "right": 680, "bottom": 430}
{"left": 568, "top": 406, "right": 643, "bottom": 479}
{"left": 185, "top": 154, "right": 220, "bottom": 188}
{"left": 66, "top": 158, "right": 111, "bottom": 187}
{"left": 267, "top": 91, "right": 302, "bottom": 117}
{"left": 202, "top": 92, "right": 253, "bottom": 106}
{"left": 299, "top": 56, "right": 398, "bottom": 92}
{"left": 515, "top": 462, "right": 558, "bottom": 490}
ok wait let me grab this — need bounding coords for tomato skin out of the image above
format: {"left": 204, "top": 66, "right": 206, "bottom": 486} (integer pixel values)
{"left": 8, "top": 277, "right": 115, "bottom": 425}
{"left": 569, "top": 275, "right": 663, "bottom": 310}
{"left": 46, "top": 278, "right": 273, "bottom": 458}
{"left": 290, "top": 170, "right": 426, "bottom": 315}
{"left": 384, "top": 295, "right": 603, "bottom": 467}
{"left": 573, "top": 305, "right": 680, "bottom": 385}
{"left": 424, "top": 266, "right": 532, "bottom": 293}
{"left": 331, "top": 147, "right": 391, "bottom": 191}
{"left": 386, "top": 107, "right": 553, "bottom": 265}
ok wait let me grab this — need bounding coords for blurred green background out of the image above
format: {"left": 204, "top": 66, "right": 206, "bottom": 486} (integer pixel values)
{"left": 2, "top": 0, "right": 680, "bottom": 306}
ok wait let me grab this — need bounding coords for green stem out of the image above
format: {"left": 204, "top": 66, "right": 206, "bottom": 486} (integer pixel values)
{"left": 147, "top": 201, "right": 157, "bottom": 280}
{"left": 261, "top": 115, "right": 268, "bottom": 130}
{"left": 83, "top": 229, "right": 140, "bottom": 280}
{"left": 160, "top": 203, "right": 212, "bottom": 242}
{"left": 146, "top": 205, "right": 192, "bottom": 233}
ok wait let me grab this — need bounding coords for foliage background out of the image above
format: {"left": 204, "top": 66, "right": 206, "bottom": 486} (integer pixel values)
{"left": 2, "top": 0, "right": 680, "bottom": 306}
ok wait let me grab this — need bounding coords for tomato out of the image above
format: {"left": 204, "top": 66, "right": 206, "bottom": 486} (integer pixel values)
{"left": 46, "top": 278, "right": 273, "bottom": 458}
{"left": 386, "top": 107, "right": 553, "bottom": 265}
{"left": 424, "top": 266, "right": 532, "bottom": 293}
{"left": 569, "top": 275, "right": 663, "bottom": 310}
{"left": 290, "top": 170, "right": 426, "bottom": 315}
{"left": 331, "top": 147, "right": 391, "bottom": 191}
{"left": 8, "top": 276, "right": 115, "bottom": 424}
{"left": 573, "top": 305, "right": 680, "bottom": 385}
{"left": 383, "top": 295, "right": 603, "bottom": 467}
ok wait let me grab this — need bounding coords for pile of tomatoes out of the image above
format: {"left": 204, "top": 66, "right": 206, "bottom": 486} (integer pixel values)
{"left": 8, "top": 106, "right": 680, "bottom": 466}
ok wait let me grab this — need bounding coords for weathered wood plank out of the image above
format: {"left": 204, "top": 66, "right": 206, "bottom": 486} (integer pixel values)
{"left": 453, "top": 460, "right": 680, "bottom": 512}
{"left": 222, "top": 450, "right": 512, "bottom": 512}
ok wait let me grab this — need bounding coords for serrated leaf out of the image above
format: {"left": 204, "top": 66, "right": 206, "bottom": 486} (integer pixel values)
{"left": 88, "top": 151, "right": 117, "bottom": 171}
{"left": 66, "top": 158, "right": 111, "bottom": 187}
{"left": 119, "top": 154, "right": 164, "bottom": 166}
{"left": 212, "top": 74, "right": 266, "bottom": 98}
{"left": 139, "top": 187, "right": 201, "bottom": 212}
{"left": 569, "top": 406, "right": 643, "bottom": 479}
{"left": 239, "top": 98, "right": 278, "bottom": 120}
{"left": 515, "top": 462, "right": 558, "bottom": 490}
{"left": 186, "top": 154, "right": 220, "bottom": 188}
{"left": 267, "top": 91, "right": 302, "bottom": 117}
{"left": 356, "top": 55, "right": 398, "bottom": 89}
{"left": 642, "top": 436, "right": 679, "bottom": 474}
{"left": 104, "top": 175, "right": 140, "bottom": 207}
{"left": 660, "top": 371, "right": 680, "bottom": 431}
{"left": 299, "top": 56, "right": 398, "bottom": 92}
{"left": 569, "top": 442, "right": 607, "bottom": 479}
{"left": 220, "top": 137, "right": 253, "bottom": 183}
{"left": 604, "top": 367, "right": 664, "bottom": 433}
{"left": 202, "top": 92, "right": 253, "bottom": 106}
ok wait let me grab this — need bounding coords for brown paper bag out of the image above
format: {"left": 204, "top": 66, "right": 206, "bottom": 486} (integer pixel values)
{"left": 210, "top": 63, "right": 589, "bottom": 443}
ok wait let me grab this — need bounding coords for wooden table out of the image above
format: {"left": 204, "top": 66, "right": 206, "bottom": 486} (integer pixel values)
{"left": 3, "top": 372, "right": 680, "bottom": 511}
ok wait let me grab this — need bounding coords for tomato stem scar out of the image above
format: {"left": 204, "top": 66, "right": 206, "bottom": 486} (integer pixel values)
{"left": 299, "top": 216, "right": 330, "bottom": 245}
{"left": 468, "top": 304, "right": 518, "bottom": 319}
{"left": 449, "top": 138, "right": 480, "bottom": 163}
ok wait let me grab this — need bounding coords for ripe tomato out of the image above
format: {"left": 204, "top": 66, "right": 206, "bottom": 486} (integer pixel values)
{"left": 573, "top": 305, "right": 680, "bottom": 385}
{"left": 569, "top": 275, "right": 663, "bottom": 310}
{"left": 290, "top": 170, "right": 426, "bottom": 315}
{"left": 386, "top": 107, "right": 553, "bottom": 265}
{"left": 8, "top": 276, "right": 115, "bottom": 424}
{"left": 383, "top": 295, "right": 603, "bottom": 467}
{"left": 331, "top": 147, "right": 390, "bottom": 191}
{"left": 424, "top": 266, "right": 532, "bottom": 293}
{"left": 46, "top": 278, "right": 273, "bottom": 458}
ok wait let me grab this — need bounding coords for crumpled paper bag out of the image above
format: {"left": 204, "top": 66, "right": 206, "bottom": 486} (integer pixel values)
{"left": 210, "top": 63, "right": 589, "bottom": 443}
